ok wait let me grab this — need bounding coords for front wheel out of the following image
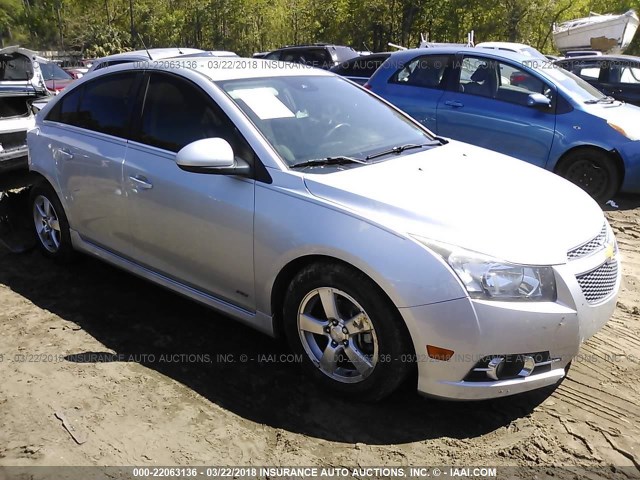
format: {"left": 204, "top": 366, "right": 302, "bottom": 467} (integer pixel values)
{"left": 29, "top": 182, "right": 75, "bottom": 262}
{"left": 283, "top": 262, "right": 413, "bottom": 402}
{"left": 556, "top": 149, "right": 620, "bottom": 203}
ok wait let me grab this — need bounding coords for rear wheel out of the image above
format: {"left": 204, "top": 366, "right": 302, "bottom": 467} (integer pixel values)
{"left": 557, "top": 149, "right": 620, "bottom": 203}
{"left": 283, "top": 262, "right": 413, "bottom": 402}
{"left": 29, "top": 182, "right": 75, "bottom": 262}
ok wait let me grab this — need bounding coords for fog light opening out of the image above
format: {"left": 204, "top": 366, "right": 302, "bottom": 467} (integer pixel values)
{"left": 487, "top": 356, "right": 505, "bottom": 380}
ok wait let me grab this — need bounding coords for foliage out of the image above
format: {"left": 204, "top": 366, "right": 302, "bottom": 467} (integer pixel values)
{"left": 1, "top": 0, "right": 639, "bottom": 56}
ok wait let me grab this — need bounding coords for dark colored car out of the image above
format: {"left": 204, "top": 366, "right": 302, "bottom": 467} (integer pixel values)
{"left": 330, "top": 53, "right": 391, "bottom": 85}
{"left": 555, "top": 55, "right": 640, "bottom": 106}
{"left": 264, "top": 44, "right": 358, "bottom": 69}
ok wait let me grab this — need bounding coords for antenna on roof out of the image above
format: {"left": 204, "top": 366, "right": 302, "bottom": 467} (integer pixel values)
{"left": 362, "top": 42, "right": 372, "bottom": 53}
{"left": 137, "top": 33, "right": 152, "bottom": 60}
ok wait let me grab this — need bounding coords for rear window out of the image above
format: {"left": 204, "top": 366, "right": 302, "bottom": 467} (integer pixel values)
{"left": 0, "top": 52, "right": 33, "bottom": 81}
{"left": 46, "top": 72, "right": 139, "bottom": 138}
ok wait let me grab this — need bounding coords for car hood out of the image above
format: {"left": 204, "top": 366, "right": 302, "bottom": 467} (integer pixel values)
{"left": 582, "top": 100, "right": 640, "bottom": 139}
{"left": 0, "top": 46, "right": 48, "bottom": 95}
{"left": 303, "top": 142, "right": 604, "bottom": 265}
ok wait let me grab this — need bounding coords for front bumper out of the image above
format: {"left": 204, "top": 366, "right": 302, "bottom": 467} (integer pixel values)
{"left": 400, "top": 249, "right": 620, "bottom": 401}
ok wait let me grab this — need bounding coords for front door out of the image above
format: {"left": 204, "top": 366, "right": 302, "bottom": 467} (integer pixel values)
{"left": 123, "top": 72, "right": 256, "bottom": 310}
{"left": 438, "top": 55, "right": 557, "bottom": 168}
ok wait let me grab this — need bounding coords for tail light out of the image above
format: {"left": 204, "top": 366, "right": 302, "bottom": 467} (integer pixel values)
{"left": 363, "top": 82, "right": 372, "bottom": 90}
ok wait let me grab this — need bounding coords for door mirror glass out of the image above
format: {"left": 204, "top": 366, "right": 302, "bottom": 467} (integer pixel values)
{"left": 527, "top": 93, "right": 551, "bottom": 108}
{"left": 176, "top": 138, "right": 249, "bottom": 175}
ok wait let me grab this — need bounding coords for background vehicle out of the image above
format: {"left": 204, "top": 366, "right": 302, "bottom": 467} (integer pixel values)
{"left": 39, "top": 61, "right": 74, "bottom": 93}
{"left": 264, "top": 44, "right": 358, "bottom": 69}
{"left": 27, "top": 59, "right": 618, "bottom": 402}
{"left": 87, "top": 48, "right": 206, "bottom": 72}
{"left": 366, "top": 47, "right": 640, "bottom": 201}
{"left": 555, "top": 55, "right": 640, "bottom": 106}
{"left": 0, "top": 46, "right": 50, "bottom": 172}
{"left": 476, "top": 41, "right": 547, "bottom": 59}
{"left": 329, "top": 53, "right": 391, "bottom": 84}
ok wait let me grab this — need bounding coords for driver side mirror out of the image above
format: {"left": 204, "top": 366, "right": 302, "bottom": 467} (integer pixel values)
{"left": 176, "top": 138, "right": 251, "bottom": 176}
{"left": 527, "top": 93, "right": 552, "bottom": 108}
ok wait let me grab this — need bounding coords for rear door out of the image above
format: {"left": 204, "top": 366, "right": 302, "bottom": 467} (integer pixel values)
{"left": 376, "top": 54, "right": 454, "bottom": 132}
{"left": 603, "top": 61, "right": 640, "bottom": 106}
{"left": 123, "top": 71, "right": 256, "bottom": 310}
{"left": 43, "top": 71, "right": 142, "bottom": 255}
{"left": 437, "top": 55, "right": 557, "bottom": 168}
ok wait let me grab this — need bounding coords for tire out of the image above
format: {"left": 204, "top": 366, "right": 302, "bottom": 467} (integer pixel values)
{"left": 283, "top": 261, "right": 413, "bottom": 402}
{"left": 29, "top": 182, "right": 75, "bottom": 262}
{"left": 556, "top": 149, "right": 620, "bottom": 203}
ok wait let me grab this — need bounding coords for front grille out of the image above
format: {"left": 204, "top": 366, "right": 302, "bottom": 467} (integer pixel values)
{"left": 567, "top": 223, "right": 607, "bottom": 261}
{"left": 576, "top": 261, "right": 618, "bottom": 304}
{"left": 0, "top": 131, "right": 27, "bottom": 151}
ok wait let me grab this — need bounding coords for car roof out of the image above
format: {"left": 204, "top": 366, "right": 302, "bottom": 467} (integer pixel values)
{"left": 92, "top": 48, "right": 205, "bottom": 64}
{"left": 90, "top": 57, "right": 334, "bottom": 81}
{"left": 476, "top": 41, "right": 532, "bottom": 49}
{"left": 556, "top": 54, "right": 640, "bottom": 62}
{"left": 388, "top": 46, "right": 532, "bottom": 63}
{"left": 272, "top": 44, "right": 355, "bottom": 51}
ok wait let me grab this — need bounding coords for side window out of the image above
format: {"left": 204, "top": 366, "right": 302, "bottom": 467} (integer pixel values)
{"left": 459, "top": 57, "right": 493, "bottom": 95}
{"left": 265, "top": 51, "right": 281, "bottom": 61}
{"left": 391, "top": 55, "right": 451, "bottom": 89}
{"left": 576, "top": 62, "right": 601, "bottom": 80}
{"left": 459, "top": 56, "right": 552, "bottom": 107}
{"left": 45, "top": 86, "right": 82, "bottom": 124}
{"left": 137, "top": 73, "right": 254, "bottom": 162}
{"left": 74, "top": 72, "right": 139, "bottom": 137}
{"left": 618, "top": 65, "right": 640, "bottom": 84}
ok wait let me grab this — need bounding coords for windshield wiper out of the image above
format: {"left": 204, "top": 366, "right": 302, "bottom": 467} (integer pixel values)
{"left": 365, "top": 141, "right": 442, "bottom": 161}
{"left": 585, "top": 96, "right": 616, "bottom": 104}
{"left": 289, "top": 156, "right": 368, "bottom": 169}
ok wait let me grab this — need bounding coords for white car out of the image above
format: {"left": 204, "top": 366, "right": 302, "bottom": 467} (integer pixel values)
{"left": 0, "top": 46, "right": 50, "bottom": 172}
{"left": 87, "top": 48, "right": 237, "bottom": 72}
{"left": 27, "top": 60, "right": 620, "bottom": 401}
{"left": 476, "top": 41, "right": 547, "bottom": 59}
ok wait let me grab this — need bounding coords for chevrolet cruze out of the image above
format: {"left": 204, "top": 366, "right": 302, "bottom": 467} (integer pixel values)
{"left": 27, "top": 59, "right": 620, "bottom": 401}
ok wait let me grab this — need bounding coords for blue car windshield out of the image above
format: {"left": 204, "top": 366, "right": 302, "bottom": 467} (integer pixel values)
{"left": 218, "top": 75, "right": 434, "bottom": 166}
{"left": 541, "top": 65, "right": 606, "bottom": 102}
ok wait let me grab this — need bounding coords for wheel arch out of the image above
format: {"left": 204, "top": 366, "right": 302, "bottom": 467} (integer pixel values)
{"left": 270, "top": 255, "right": 413, "bottom": 344}
{"left": 270, "top": 253, "right": 419, "bottom": 388}
{"left": 553, "top": 144, "right": 625, "bottom": 191}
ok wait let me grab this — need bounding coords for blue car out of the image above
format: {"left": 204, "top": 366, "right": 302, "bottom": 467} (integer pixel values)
{"left": 366, "top": 47, "right": 640, "bottom": 201}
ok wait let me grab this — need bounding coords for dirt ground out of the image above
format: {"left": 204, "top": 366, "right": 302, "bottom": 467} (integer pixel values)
{"left": 0, "top": 173, "right": 639, "bottom": 478}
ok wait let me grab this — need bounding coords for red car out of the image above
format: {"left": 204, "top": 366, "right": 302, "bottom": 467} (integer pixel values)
{"left": 39, "top": 61, "right": 74, "bottom": 93}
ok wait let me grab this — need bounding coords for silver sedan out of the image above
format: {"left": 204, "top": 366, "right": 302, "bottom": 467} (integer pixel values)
{"left": 27, "top": 59, "right": 620, "bottom": 401}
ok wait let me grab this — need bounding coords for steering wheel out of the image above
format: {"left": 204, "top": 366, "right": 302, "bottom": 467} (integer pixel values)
{"left": 323, "top": 122, "right": 351, "bottom": 141}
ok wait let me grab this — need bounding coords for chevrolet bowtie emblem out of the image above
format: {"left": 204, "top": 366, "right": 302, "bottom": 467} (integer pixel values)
{"left": 605, "top": 243, "right": 615, "bottom": 261}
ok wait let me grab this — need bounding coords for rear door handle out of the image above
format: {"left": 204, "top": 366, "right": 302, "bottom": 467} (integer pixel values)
{"left": 55, "top": 148, "right": 74, "bottom": 160}
{"left": 129, "top": 175, "right": 153, "bottom": 190}
{"left": 444, "top": 100, "right": 464, "bottom": 108}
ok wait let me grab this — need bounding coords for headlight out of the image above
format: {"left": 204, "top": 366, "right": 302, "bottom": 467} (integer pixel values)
{"left": 412, "top": 236, "right": 557, "bottom": 302}
{"left": 608, "top": 121, "right": 639, "bottom": 141}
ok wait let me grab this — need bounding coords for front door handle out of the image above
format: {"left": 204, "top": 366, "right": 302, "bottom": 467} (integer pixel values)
{"left": 129, "top": 175, "right": 153, "bottom": 190}
{"left": 444, "top": 100, "right": 464, "bottom": 108}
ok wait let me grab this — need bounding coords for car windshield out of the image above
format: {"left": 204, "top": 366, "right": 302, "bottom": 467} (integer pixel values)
{"left": 539, "top": 64, "right": 606, "bottom": 102}
{"left": 218, "top": 75, "right": 434, "bottom": 166}
{"left": 39, "top": 62, "right": 72, "bottom": 80}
